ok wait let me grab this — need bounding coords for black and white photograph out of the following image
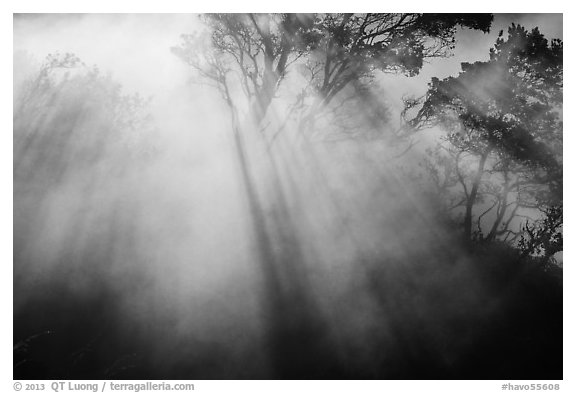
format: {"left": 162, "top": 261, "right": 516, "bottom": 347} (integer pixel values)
{"left": 12, "top": 10, "right": 565, "bottom": 382}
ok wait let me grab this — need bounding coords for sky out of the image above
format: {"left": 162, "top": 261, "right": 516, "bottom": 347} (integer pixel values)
{"left": 14, "top": 13, "right": 562, "bottom": 99}
{"left": 13, "top": 14, "right": 562, "bottom": 162}
{"left": 13, "top": 13, "right": 562, "bottom": 166}
{"left": 379, "top": 14, "right": 563, "bottom": 111}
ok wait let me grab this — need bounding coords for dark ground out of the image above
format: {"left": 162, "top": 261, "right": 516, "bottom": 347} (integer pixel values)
{"left": 14, "top": 240, "right": 562, "bottom": 380}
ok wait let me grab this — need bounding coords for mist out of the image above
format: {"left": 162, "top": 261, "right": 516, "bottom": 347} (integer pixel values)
{"left": 13, "top": 14, "right": 563, "bottom": 380}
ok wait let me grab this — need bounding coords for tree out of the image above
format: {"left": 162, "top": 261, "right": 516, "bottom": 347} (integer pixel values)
{"left": 14, "top": 53, "right": 155, "bottom": 189}
{"left": 14, "top": 52, "right": 157, "bottom": 288}
{"left": 171, "top": 13, "right": 496, "bottom": 287}
{"left": 171, "top": 13, "right": 494, "bottom": 233}
{"left": 173, "top": 14, "right": 492, "bottom": 131}
{"left": 409, "top": 24, "right": 562, "bottom": 259}
{"left": 171, "top": 12, "right": 496, "bottom": 279}
{"left": 171, "top": 13, "right": 494, "bottom": 377}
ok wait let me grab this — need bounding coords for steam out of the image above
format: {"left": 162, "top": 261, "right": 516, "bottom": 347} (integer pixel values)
{"left": 13, "top": 14, "right": 562, "bottom": 379}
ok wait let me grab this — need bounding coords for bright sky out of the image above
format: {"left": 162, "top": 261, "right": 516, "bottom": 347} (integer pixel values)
{"left": 14, "top": 14, "right": 562, "bottom": 99}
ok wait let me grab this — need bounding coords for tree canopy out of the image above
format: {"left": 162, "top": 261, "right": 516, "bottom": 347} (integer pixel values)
{"left": 410, "top": 24, "right": 562, "bottom": 260}
{"left": 172, "top": 13, "right": 493, "bottom": 127}
{"left": 14, "top": 53, "right": 156, "bottom": 190}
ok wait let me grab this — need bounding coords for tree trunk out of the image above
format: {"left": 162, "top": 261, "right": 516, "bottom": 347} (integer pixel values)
{"left": 464, "top": 149, "right": 490, "bottom": 241}
{"left": 486, "top": 180, "right": 510, "bottom": 242}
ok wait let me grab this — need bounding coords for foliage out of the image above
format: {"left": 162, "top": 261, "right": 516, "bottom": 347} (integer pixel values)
{"left": 518, "top": 204, "right": 563, "bottom": 264}
{"left": 410, "top": 25, "right": 562, "bottom": 258}
{"left": 14, "top": 53, "right": 156, "bottom": 189}
{"left": 172, "top": 13, "right": 493, "bottom": 131}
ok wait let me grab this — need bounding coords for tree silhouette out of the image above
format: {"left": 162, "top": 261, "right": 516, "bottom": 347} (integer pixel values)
{"left": 173, "top": 14, "right": 492, "bottom": 130}
{"left": 171, "top": 13, "right": 496, "bottom": 294}
{"left": 171, "top": 13, "right": 494, "bottom": 238}
{"left": 410, "top": 24, "right": 562, "bottom": 260}
{"left": 172, "top": 14, "right": 494, "bottom": 378}
{"left": 14, "top": 53, "right": 155, "bottom": 189}
{"left": 14, "top": 53, "right": 158, "bottom": 379}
